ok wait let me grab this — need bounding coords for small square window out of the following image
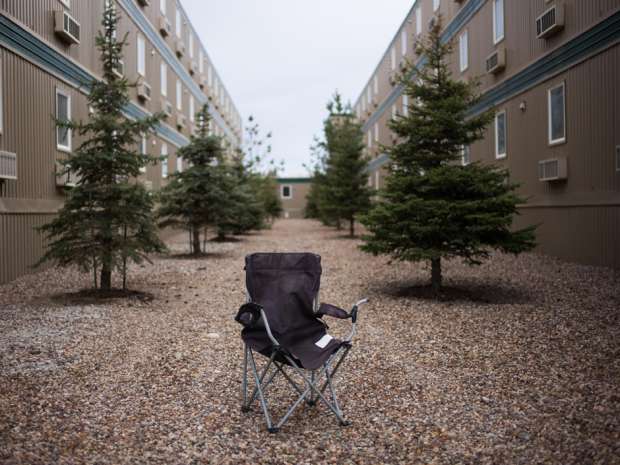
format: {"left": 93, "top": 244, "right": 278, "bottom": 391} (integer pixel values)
{"left": 493, "top": 0, "right": 505, "bottom": 44}
{"left": 281, "top": 185, "right": 292, "bottom": 199}
{"left": 461, "top": 145, "right": 471, "bottom": 165}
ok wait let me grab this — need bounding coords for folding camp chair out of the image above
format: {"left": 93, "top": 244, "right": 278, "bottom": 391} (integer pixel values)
{"left": 235, "top": 252, "right": 368, "bottom": 433}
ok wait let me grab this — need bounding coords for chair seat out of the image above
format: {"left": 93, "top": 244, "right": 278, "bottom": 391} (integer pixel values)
{"left": 242, "top": 325, "right": 343, "bottom": 370}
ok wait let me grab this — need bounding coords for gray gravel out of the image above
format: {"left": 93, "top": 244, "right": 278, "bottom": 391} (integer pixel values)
{"left": 1, "top": 219, "right": 619, "bottom": 464}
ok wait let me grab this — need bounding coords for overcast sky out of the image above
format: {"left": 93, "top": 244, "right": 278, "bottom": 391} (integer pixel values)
{"left": 182, "top": 0, "right": 413, "bottom": 177}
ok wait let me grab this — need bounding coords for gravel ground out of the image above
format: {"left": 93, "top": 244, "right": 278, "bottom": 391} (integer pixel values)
{"left": 1, "top": 219, "right": 619, "bottom": 465}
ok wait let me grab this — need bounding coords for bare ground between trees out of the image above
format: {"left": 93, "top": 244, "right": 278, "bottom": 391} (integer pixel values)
{"left": 0, "top": 219, "right": 619, "bottom": 465}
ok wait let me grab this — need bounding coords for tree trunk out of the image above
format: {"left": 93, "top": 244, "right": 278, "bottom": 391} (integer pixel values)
{"left": 100, "top": 265, "right": 112, "bottom": 291}
{"left": 431, "top": 258, "right": 442, "bottom": 294}
{"left": 192, "top": 226, "right": 201, "bottom": 255}
{"left": 349, "top": 218, "right": 355, "bottom": 237}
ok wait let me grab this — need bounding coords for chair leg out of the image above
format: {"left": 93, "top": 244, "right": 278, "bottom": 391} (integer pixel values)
{"left": 247, "top": 349, "right": 276, "bottom": 431}
{"left": 241, "top": 344, "right": 251, "bottom": 412}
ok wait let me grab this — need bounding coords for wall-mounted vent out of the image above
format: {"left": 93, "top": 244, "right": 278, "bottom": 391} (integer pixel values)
{"left": 0, "top": 151, "right": 17, "bottom": 180}
{"left": 176, "top": 39, "right": 185, "bottom": 58}
{"left": 176, "top": 114, "right": 186, "bottom": 130}
{"left": 137, "top": 82, "right": 152, "bottom": 101}
{"left": 112, "top": 59, "right": 124, "bottom": 78}
{"left": 54, "top": 11, "right": 80, "bottom": 45}
{"left": 536, "top": 5, "right": 565, "bottom": 39}
{"left": 616, "top": 146, "right": 620, "bottom": 172}
{"left": 162, "top": 100, "right": 173, "bottom": 118}
{"left": 56, "top": 163, "right": 78, "bottom": 187}
{"left": 137, "top": 0, "right": 150, "bottom": 7}
{"left": 538, "top": 157, "right": 567, "bottom": 181}
{"left": 159, "top": 17, "right": 171, "bottom": 37}
{"left": 486, "top": 47, "right": 506, "bottom": 74}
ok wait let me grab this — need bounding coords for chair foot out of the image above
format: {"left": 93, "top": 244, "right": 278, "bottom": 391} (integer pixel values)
{"left": 241, "top": 405, "right": 252, "bottom": 413}
{"left": 339, "top": 420, "right": 351, "bottom": 427}
{"left": 267, "top": 427, "right": 280, "bottom": 434}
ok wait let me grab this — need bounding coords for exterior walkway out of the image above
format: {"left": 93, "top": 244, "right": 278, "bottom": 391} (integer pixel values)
{"left": 1, "top": 220, "right": 618, "bottom": 464}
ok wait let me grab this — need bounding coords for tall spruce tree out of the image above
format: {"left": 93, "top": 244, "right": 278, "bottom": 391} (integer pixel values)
{"left": 310, "top": 94, "right": 372, "bottom": 235}
{"left": 38, "top": 4, "right": 165, "bottom": 291}
{"left": 361, "top": 18, "right": 536, "bottom": 293}
{"left": 157, "top": 105, "right": 233, "bottom": 254}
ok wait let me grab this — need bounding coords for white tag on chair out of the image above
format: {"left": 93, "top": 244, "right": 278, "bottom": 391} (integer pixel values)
{"left": 315, "top": 334, "right": 333, "bottom": 349}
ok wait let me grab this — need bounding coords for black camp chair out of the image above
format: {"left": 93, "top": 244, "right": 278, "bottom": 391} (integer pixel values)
{"left": 235, "top": 252, "right": 368, "bottom": 433}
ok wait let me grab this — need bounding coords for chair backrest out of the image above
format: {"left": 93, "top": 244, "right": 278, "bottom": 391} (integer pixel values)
{"left": 245, "top": 253, "right": 321, "bottom": 335}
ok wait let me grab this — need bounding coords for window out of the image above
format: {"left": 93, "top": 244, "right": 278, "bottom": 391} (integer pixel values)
{"left": 176, "top": 156, "right": 183, "bottom": 173}
{"left": 139, "top": 134, "right": 147, "bottom": 173}
{"left": 161, "top": 143, "right": 168, "bottom": 178}
{"left": 493, "top": 0, "right": 505, "bottom": 44}
{"left": 402, "top": 95, "right": 409, "bottom": 117}
{"left": 392, "top": 104, "right": 397, "bottom": 120}
{"left": 374, "top": 123, "right": 379, "bottom": 141}
{"left": 373, "top": 76, "right": 378, "bottom": 94}
{"left": 160, "top": 0, "right": 166, "bottom": 15}
{"left": 208, "top": 65, "right": 213, "bottom": 87}
{"left": 137, "top": 35, "right": 146, "bottom": 77}
{"left": 401, "top": 28, "right": 407, "bottom": 56}
{"left": 461, "top": 145, "right": 471, "bottom": 165}
{"left": 367, "top": 87, "right": 371, "bottom": 105}
{"left": 362, "top": 97, "right": 367, "bottom": 112}
{"left": 433, "top": 0, "right": 440, "bottom": 12}
{"left": 59, "top": 0, "right": 70, "bottom": 8}
{"left": 175, "top": 7, "right": 182, "bottom": 38}
{"left": 415, "top": 6, "right": 422, "bottom": 36}
{"left": 189, "top": 95, "right": 195, "bottom": 122}
{"left": 495, "top": 110, "right": 507, "bottom": 159}
{"left": 548, "top": 82, "right": 566, "bottom": 145}
{"left": 459, "top": 30, "right": 468, "bottom": 72}
{"left": 281, "top": 185, "right": 292, "bottom": 199}
{"left": 199, "top": 49, "right": 204, "bottom": 74}
{"left": 375, "top": 171, "right": 380, "bottom": 189}
{"left": 0, "top": 59, "right": 3, "bottom": 135}
{"left": 160, "top": 61, "right": 167, "bottom": 96}
{"left": 56, "top": 88, "right": 71, "bottom": 152}
{"left": 176, "top": 79, "right": 182, "bottom": 110}
{"left": 367, "top": 131, "right": 372, "bottom": 149}
{"left": 189, "top": 33, "right": 194, "bottom": 59}
{"left": 390, "top": 46, "right": 396, "bottom": 71}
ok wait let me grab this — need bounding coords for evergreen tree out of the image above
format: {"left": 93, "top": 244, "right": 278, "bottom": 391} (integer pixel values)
{"left": 157, "top": 105, "right": 233, "bottom": 254}
{"left": 361, "top": 18, "right": 536, "bottom": 293}
{"left": 38, "top": 4, "right": 165, "bottom": 291}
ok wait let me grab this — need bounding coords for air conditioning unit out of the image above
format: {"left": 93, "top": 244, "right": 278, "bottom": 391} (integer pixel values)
{"left": 0, "top": 151, "right": 17, "bottom": 180}
{"left": 536, "top": 4, "right": 565, "bottom": 39}
{"left": 137, "top": 0, "right": 150, "bottom": 6}
{"left": 176, "top": 39, "right": 185, "bottom": 58}
{"left": 538, "top": 157, "right": 567, "bottom": 181}
{"left": 162, "top": 100, "right": 173, "bottom": 118}
{"left": 176, "top": 114, "right": 186, "bottom": 130}
{"left": 56, "top": 163, "right": 78, "bottom": 188}
{"left": 159, "top": 17, "right": 171, "bottom": 37}
{"left": 486, "top": 47, "right": 506, "bottom": 74}
{"left": 54, "top": 10, "right": 80, "bottom": 45}
{"left": 112, "top": 59, "right": 124, "bottom": 78}
{"left": 137, "top": 82, "right": 152, "bottom": 101}
{"left": 189, "top": 61, "right": 198, "bottom": 75}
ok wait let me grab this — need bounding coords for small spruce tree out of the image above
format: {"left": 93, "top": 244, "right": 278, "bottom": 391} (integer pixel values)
{"left": 361, "top": 18, "right": 537, "bottom": 293}
{"left": 157, "top": 105, "right": 233, "bottom": 254}
{"left": 38, "top": 4, "right": 165, "bottom": 291}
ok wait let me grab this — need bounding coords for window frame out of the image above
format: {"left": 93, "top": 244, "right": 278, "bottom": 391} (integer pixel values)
{"left": 160, "top": 0, "right": 166, "bottom": 16}
{"left": 548, "top": 82, "right": 566, "bottom": 146}
{"left": 459, "top": 30, "right": 469, "bottom": 72}
{"left": 415, "top": 5, "right": 422, "bottom": 36}
{"left": 160, "top": 61, "right": 167, "bottom": 97}
{"left": 401, "top": 28, "right": 407, "bottom": 56}
{"left": 139, "top": 134, "right": 148, "bottom": 173}
{"left": 493, "top": 0, "right": 505, "bottom": 45}
{"left": 374, "top": 123, "right": 379, "bottom": 141}
{"left": 390, "top": 46, "right": 396, "bottom": 71}
{"left": 176, "top": 79, "right": 182, "bottom": 111}
{"left": 495, "top": 110, "right": 507, "bottom": 159}
{"left": 281, "top": 185, "right": 292, "bottom": 199}
{"left": 55, "top": 87, "right": 72, "bottom": 153}
{"left": 189, "top": 95, "right": 195, "bottom": 122}
{"left": 461, "top": 145, "right": 471, "bottom": 166}
{"left": 433, "top": 0, "right": 440, "bottom": 13}
{"left": 161, "top": 143, "right": 168, "bottom": 178}
{"left": 137, "top": 34, "right": 146, "bottom": 77}
{"left": 176, "top": 155, "right": 183, "bottom": 173}
{"left": 59, "top": 0, "right": 71, "bottom": 8}
{"left": 402, "top": 94, "right": 409, "bottom": 117}
{"left": 175, "top": 6, "right": 182, "bottom": 39}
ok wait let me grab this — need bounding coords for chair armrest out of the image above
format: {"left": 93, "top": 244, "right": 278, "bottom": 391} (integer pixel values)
{"left": 316, "top": 303, "right": 350, "bottom": 319}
